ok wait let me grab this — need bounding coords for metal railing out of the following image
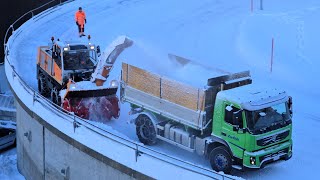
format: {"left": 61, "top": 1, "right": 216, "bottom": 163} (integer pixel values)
{"left": 3, "top": 1, "right": 236, "bottom": 180}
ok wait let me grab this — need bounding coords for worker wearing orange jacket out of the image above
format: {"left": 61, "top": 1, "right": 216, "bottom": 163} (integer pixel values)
{"left": 75, "top": 7, "right": 86, "bottom": 37}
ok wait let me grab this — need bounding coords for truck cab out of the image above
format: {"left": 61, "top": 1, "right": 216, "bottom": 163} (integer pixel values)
{"left": 51, "top": 40, "right": 98, "bottom": 83}
{"left": 37, "top": 38, "right": 99, "bottom": 103}
{"left": 212, "top": 85, "right": 293, "bottom": 170}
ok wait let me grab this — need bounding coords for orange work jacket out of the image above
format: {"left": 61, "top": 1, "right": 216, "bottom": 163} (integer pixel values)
{"left": 75, "top": 10, "right": 86, "bottom": 27}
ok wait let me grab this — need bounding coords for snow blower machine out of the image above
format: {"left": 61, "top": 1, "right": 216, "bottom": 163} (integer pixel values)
{"left": 36, "top": 36, "right": 133, "bottom": 122}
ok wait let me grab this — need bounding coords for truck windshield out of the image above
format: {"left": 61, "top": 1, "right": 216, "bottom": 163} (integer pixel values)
{"left": 63, "top": 50, "right": 96, "bottom": 70}
{"left": 245, "top": 102, "right": 291, "bottom": 134}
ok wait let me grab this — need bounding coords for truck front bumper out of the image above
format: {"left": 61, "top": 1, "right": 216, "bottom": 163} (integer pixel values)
{"left": 243, "top": 140, "right": 292, "bottom": 169}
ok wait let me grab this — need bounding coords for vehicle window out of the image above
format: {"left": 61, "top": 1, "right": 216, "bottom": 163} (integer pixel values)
{"left": 245, "top": 102, "right": 290, "bottom": 134}
{"left": 54, "top": 46, "right": 62, "bottom": 68}
{"left": 225, "top": 105, "right": 243, "bottom": 128}
{"left": 0, "top": 128, "right": 9, "bottom": 137}
{"left": 63, "top": 50, "right": 95, "bottom": 70}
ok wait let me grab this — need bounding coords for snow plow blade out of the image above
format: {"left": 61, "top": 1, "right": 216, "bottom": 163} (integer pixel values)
{"left": 64, "top": 87, "right": 118, "bottom": 99}
{"left": 62, "top": 90, "right": 120, "bottom": 122}
{"left": 62, "top": 85, "right": 120, "bottom": 122}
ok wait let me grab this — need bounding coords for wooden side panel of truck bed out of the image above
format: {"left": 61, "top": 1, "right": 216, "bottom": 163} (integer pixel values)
{"left": 121, "top": 63, "right": 206, "bottom": 130}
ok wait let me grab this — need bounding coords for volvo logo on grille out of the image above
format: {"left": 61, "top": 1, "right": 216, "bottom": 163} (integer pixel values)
{"left": 257, "top": 130, "right": 289, "bottom": 146}
{"left": 263, "top": 134, "right": 278, "bottom": 145}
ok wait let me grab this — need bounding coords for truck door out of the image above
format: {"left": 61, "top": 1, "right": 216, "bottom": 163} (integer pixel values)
{"left": 52, "top": 46, "right": 63, "bottom": 84}
{"left": 221, "top": 103, "right": 246, "bottom": 159}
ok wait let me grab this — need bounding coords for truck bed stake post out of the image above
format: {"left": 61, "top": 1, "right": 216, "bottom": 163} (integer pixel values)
{"left": 197, "top": 88, "right": 200, "bottom": 110}
{"left": 126, "top": 63, "right": 129, "bottom": 84}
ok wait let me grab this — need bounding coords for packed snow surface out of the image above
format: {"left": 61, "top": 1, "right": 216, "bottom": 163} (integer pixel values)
{"left": 6, "top": 0, "right": 320, "bottom": 179}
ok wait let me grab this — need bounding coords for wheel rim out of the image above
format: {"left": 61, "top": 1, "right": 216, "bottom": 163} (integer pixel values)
{"left": 215, "top": 154, "right": 228, "bottom": 170}
{"left": 39, "top": 75, "right": 49, "bottom": 96}
{"left": 139, "top": 117, "right": 155, "bottom": 140}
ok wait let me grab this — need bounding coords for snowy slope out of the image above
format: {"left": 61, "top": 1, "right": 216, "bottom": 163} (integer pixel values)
{"left": 6, "top": 0, "right": 320, "bottom": 179}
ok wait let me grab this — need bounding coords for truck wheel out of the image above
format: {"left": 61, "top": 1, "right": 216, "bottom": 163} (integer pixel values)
{"left": 136, "top": 114, "right": 157, "bottom": 145}
{"left": 38, "top": 73, "right": 50, "bottom": 97}
{"left": 209, "top": 146, "right": 232, "bottom": 174}
{"left": 51, "top": 87, "right": 61, "bottom": 106}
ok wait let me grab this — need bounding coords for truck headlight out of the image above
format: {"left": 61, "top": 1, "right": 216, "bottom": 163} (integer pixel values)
{"left": 110, "top": 80, "right": 118, "bottom": 88}
{"left": 250, "top": 156, "right": 256, "bottom": 165}
{"left": 70, "top": 84, "right": 76, "bottom": 89}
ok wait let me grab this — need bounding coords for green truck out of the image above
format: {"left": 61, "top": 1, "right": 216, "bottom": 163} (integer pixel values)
{"left": 120, "top": 62, "right": 293, "bottom": 174}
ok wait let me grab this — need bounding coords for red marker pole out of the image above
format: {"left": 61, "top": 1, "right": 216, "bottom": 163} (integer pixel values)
{"left": 251, "top": 0, "right": 254, "bottom": 12}
{"left": 270, "top": 38, "right": 274, "bottom": 73}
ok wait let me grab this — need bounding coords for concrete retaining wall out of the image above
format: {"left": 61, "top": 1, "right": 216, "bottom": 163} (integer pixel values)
{"left": 14, "top": 92, "right": 151, "bottom": 180}
{"left": 14, "top": 96, "right": 151, "bottom": 180}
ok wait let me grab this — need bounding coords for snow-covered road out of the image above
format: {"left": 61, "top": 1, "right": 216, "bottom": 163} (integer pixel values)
{"left": 6, "top": 0, "right": 320, "bottom": 179}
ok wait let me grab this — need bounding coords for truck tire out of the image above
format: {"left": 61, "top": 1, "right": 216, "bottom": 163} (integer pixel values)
{"left": 209, "top": 146, "right": 232, "bottom": 174}
{"left": 136, "top": 114, "right": 157, "bottom": 145}
{"left": 38, "top": 73, "right": 50, "bottom": 97}
{"left": 51, "top": 87, "right": 61, "bottom": 106}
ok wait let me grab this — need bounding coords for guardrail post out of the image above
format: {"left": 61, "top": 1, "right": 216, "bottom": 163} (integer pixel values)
{"left": 135, "top": 144, "right": 141, "bottom": 162}
{"left": 73, "top": 115, "right": 80, "bottom": 133}
{"left": 12, "top": 71, "right": 16, "bottom": 79}
{"left": 33, "top": 91, "right": 36, "bottom": 104}
{"left": 73, "top": 116, "right": 76, "bottom": 133}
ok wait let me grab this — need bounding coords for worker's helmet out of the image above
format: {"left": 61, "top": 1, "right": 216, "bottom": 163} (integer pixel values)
{"left": 79, "top": 7, "right": 82, "bottom": 11}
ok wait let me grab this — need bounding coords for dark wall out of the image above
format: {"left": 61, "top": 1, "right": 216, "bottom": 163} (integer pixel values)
{"left": 0, "top": 0, "right": 57, "bottom": 62}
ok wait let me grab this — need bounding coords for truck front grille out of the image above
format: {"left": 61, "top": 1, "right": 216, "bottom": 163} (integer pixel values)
{"left": 257, "top": 130, "right": 289, "bottom": 146}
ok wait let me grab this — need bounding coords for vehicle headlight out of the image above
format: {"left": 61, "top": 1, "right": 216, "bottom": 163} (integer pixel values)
{"left": 63, "top": 47, "right": 69, "bottom": 51}
{"left": 90, "top": 46, "right": 95, "bottom": 50}
{"left": 110, "top": 80, "right": 119, "bottom": 87}
{"left": 70, "top": 84, "right": 76, "bottom": 89}
{"left": 250, "top": 156, "right": 256, "bottom": 165}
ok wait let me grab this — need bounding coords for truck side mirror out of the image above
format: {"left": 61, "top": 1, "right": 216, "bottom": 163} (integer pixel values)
{"left": 233, "top": 110, "right": 243, "bottom": 128}
{"left": 288, "top": 96, "right": 293, "bottom": 117}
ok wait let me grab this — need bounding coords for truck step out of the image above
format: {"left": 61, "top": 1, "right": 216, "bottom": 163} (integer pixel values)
{"left": 232, "top": 165, "right": 243, "bottom": 171}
